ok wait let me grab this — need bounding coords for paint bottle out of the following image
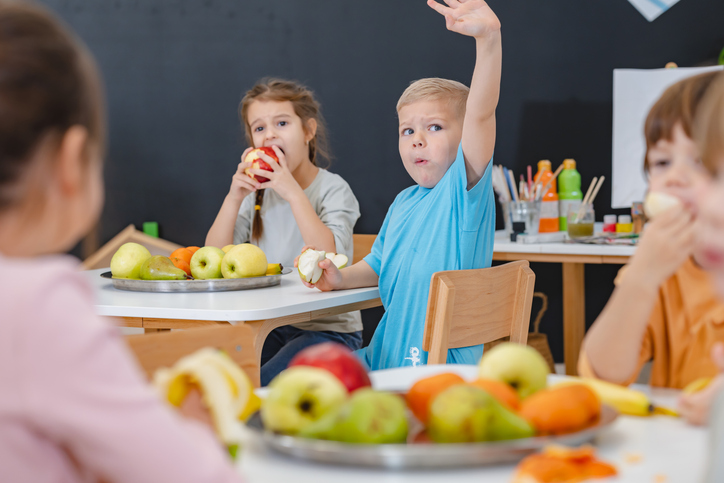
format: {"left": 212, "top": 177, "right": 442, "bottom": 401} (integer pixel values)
{"left": 534, "top": 160, "right": 559, "bottom": 232}
{"left": 603, "top": 215, "right": 617, "bottom": 233}
{"left": 558, "top": 159, "right": 582, "bottom": 231}
{"left": 616, "top": 215, "right": 633, "bottom": 233}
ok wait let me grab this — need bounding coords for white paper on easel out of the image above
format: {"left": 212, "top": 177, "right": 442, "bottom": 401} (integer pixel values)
{"left": 611, "top": 66, "right": 723, "bottom": 208}
{"left": 627, "top": 0, "right": 681, "bottom": 21}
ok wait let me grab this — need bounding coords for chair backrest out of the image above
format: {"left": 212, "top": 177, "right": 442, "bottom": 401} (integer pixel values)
{"left": 422, "top": 260, "right": 536, "bottom": 364}
{"left": 352, "top": 234, "right": 377, "bottom": 264}
{"left": 125, "top": 324, "right": 260, "bottom": 387}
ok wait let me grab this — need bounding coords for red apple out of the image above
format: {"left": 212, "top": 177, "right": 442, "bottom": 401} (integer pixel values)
{"left": 288, "top": 342, "right": 372, "bottom": 393}
{"left": 244, "top": 146, "right": 276, "bottom": 183}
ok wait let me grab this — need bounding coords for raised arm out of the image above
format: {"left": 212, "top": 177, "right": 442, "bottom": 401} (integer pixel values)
{"left": 428, "top": 0, "right": 501, "bottom": 188}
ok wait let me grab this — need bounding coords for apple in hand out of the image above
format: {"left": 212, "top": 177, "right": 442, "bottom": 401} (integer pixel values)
{"left": 190, "top": 246, "right": 226, "bottom": 279}
{"left": 261, "top": 366, "right": 348, "bottom": 435}
{"left": 244, "top": 146, "right": 277, "bottom": 183}
{"left": 477, "top": 342, "right": 550, "bottom": 399}
{"left": 221, "top": 243, "right": 268, "bottom": 278}
{"left": 644, "top": 191, "right": 682, "bottom": 219}
{"left": 288, "top": 342, "right": 371, "bottom": 393}
{"left": 110, "top": 242, "right": 152, "bottom": 279}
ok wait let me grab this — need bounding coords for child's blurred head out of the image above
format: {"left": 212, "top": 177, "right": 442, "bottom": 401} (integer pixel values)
{"left": 693, "top": 73, "right": 724, "bottom": 294}
{"left": 239, "top": 78, "right": 330, "bottom": 171}
{"left": 397, "top": 78, "right": 469, "bottom": 188}
{"left": 0, "top": 2, "right": 105, "bottom": 255}
{"left": 643, "top": 72, "right": 718, "bottom": 212}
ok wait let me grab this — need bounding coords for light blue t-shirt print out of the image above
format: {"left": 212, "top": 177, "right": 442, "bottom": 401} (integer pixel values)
{"left": 358, "top": 143, "right": 495, "bottom": 370}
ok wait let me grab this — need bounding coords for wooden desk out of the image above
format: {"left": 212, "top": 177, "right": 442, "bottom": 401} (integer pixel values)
{"left": 84, "top": 269, "right": 381, "bottom": 378}
{"left": 493, "top": 232, "right": 636, "bottom": 375}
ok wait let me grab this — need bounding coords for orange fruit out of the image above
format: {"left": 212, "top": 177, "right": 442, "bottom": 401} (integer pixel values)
{"left": 514, "top": 445, "right": 617, "bottom": 482}
{"left": 170, "top": 257, "right": 191, "bottom": 276}
{"left": 468, "top": 378, "right": 521, "bottom": 411}
{"left": 405, "top": 373, "right": 465, "bottom": 424}
{"left": 519, "top": 384, "right": 601, "bottom": 435}
{"left": 170, "top": 248, "right": 193, "bottom": 265}
{"left": 186, "top": 246, "right": 201, "bottom": 255}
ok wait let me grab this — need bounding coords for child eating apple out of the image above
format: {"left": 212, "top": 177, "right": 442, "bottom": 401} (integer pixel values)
{"left": 205, "top": 78, "right": 363, "bottom": 386}
{"left": 580, "top": 73, "right": 724, "bottom": 422}
{"left": 296, "top": 0, "right": 501, "bottom": 370}
{"left": 0, "top": 3, "right": 243, "bottom": 482}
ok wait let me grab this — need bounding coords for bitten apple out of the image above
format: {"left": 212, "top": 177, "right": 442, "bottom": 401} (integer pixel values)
{"left": 244, "top": 146, "right": 277, "bottom": 183}
{"left": 289, "top": 342, "right": 371, "bottom": 393}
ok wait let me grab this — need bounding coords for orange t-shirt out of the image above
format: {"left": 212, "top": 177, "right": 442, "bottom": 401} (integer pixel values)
{"left": 579, "top": 257, "right": 724, "bottom": 389}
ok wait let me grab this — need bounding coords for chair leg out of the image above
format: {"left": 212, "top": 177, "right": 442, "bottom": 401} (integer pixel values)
{"left": 427, "top": 275, "right": 456, "bottom": 365}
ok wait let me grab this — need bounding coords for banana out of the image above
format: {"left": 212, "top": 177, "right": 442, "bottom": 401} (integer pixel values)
{"left": 553, "top": 377, "right": 654, "bottom": 417}
{"left": 266, "top": 263, "right": 282, "bottom": 275}
{"left": 683, "top": 377, "right": 712, "bottom": 396}
{"left": 153, "top": 348, "right": 259, "bottom": 448}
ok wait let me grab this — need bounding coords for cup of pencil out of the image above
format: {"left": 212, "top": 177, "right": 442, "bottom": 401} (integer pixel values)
{"left": 507, "top": 200, "right": 541, "bottom": 235}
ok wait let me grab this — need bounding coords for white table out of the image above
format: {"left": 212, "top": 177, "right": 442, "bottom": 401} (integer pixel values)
{"left": 493, "top": 232, "right": 637, "bottom": 375}
{"left": 238, "top": 365, "right": 708, "bottom": 483}
{"left": 85, "top": 268, "right": 381, "bottom": 383}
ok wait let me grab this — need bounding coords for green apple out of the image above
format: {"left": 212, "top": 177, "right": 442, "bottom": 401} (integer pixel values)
{"left": 297, "top": 249, "right": 326, "bottom": 284}
{"left": 110, "top": 242, "right": 152, "bottom": 279}
{"left": 477, "top": 342, "right": 549, "bottom": 399}
{"left": 139, "top": 255, "right": 187, "bottom": 280}
{"left": 428, "top": 385, "right": 534, "bottom": 443}
{"left": 327, "top": 389, "right": 408, "bottom": 444}
{"left": 644, "top": 191, "right": 681, "bottom": 219}
{"left": 325, "top": 253, "right": 348, "bottom": 269}
{"left": 190, "top": 246, "right": 225, "bottom": 279}
{"left": 221, "top": 243, "right": 268, "bottom": 279}
{"left": 261, "top": 366, "right": 348, "bottom": 435}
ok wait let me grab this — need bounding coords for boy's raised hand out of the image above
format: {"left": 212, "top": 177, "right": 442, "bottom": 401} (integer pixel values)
{"left": 427, "top": 0, "right": 501, "bottom": 39}
{"left": 294, "top": 245, "right": 343, "bottom": 292}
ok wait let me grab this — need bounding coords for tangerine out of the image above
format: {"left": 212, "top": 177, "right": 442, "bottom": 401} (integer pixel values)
{"left": 170, "top": 247, "right": 193, "bottom": 265}
{"left": 170, "top": 257, "right": 191, "bottom": 276}
{"left": 468, "top": 378, "right": 521, "bottom": 411}
{"left": 519, "top": 384, "right": 601, "bottom": 435}
{"left": 186, "top": 246, "right": 201, "bottom": 255}
{"left": 405, "top": 372, "right": 465, "bottom": 424}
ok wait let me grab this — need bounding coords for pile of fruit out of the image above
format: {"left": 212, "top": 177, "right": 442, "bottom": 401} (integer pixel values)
{"left": 110, "top": 242, "right": 280, "bottom": 280}
{"left": 259, "top": 342, "right": 611, "bottom": 445}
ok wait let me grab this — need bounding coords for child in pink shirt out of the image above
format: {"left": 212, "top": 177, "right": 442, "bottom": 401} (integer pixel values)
{"left": 0, "top": 3, "right": 243, "bottom": 482}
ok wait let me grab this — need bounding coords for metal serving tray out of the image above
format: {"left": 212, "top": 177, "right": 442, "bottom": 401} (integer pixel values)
{"left": 245, "top": 405, "right": 618, "bottom": 469}
{"left": 100, "top": 268, "right": 292, "bottom": 293}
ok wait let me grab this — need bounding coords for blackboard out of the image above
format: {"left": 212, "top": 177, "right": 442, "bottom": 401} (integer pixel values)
{"left": 47, "top": 0, "right": 724, "bottom": 359}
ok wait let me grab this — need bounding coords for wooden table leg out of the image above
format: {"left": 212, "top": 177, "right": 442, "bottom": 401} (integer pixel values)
{"left": 562, "top": 262, "right": 585, "bottom": 376}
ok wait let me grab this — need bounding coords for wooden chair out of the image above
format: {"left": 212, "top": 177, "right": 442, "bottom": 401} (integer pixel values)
{"left": 125, "top": 324, "right": 260, "bottom": 387}
{"left": 422, "top": 260, "right": 536, "bottom": 364}
{"left": 352, "top": 234, "right": 376, "bottom": 264}
{"left": 82, "top": 224, "right": 183, "bottom": 270}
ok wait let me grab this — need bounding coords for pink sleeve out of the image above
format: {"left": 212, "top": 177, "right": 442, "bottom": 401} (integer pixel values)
{"left": 18, "top": 272, "right": 244, "bottom": 483}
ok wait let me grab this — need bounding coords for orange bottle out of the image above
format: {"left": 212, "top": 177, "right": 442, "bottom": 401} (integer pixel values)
{"left": 534, "top": 160, "right": 559, "bottom": 232}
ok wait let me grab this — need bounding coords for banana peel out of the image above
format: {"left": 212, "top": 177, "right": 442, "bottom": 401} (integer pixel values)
{"left": 553, "top": 377, "right": 678, "bottom": 418}
{"left": 153, "top": 348, "right": 260, "bottom": 452}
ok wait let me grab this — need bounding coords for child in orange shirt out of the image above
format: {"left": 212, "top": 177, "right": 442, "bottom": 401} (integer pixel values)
{"left": 580, "top": 73, "right": 724, "bottom": 423}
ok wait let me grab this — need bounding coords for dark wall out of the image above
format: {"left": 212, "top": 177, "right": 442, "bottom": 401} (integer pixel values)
{"left": 47, "top": 0, "right": 724, "bottom": 359}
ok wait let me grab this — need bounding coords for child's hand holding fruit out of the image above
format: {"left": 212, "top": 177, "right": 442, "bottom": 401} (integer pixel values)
{"left": 678, "top": 343, "right": 724, "bottom": 426}
{"left": 294, "top": 246, "right": 343, "bottom": 291}
{"left": 228, "top": 147, "right": 261, "bottom": 202}
{"left": 247, "top": 145, "right": 306, "bottom": 203}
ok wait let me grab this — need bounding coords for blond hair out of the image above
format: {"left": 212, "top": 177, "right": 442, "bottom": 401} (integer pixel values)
{"left": 695, "top": 72, "right": 724, "bottom": 173}
{"left": 396, "top": 78, "right": 469, "bottom": 121}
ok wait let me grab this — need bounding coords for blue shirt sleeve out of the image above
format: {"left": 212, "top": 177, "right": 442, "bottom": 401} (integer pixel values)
{"left": 363, "top": 197, "right": 396, "bottom": 276}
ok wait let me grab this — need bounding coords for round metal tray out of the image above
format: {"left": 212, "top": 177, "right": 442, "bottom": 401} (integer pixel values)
{"left": 246, "top": 404, "right": 618, "bottom": 468}
{"left": 100, "top": 268, "right": 292, "bottom": 293}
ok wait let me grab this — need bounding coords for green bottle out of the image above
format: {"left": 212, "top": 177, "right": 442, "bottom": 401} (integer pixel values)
{"left": 558, "top": 159, "right": 582, "bottom": 231}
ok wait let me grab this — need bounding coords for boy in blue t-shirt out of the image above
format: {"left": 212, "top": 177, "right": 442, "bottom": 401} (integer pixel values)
{"left": 296, "top": 0, "right": 501, "bottom": 370}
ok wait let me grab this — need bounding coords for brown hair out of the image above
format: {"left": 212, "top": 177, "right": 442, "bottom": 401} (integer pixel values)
{"left": 643, "top": 72, "right": 718, "bottom": 172}
{"left": 238, "top": 78, "right": 330, "bottom": 241}
{"left": 695, "top": 72, "right": 724, "bottom": 173}
{"left": 397, "top": 78, "right": 469, "bottom": 122}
